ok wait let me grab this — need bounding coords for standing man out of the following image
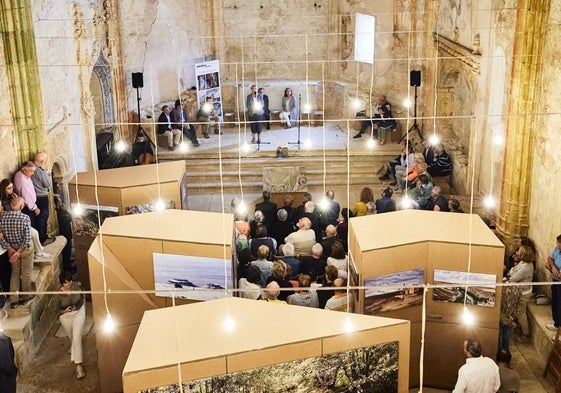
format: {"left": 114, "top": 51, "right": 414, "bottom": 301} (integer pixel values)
{"left": 258, "top": 87, "right": 271, "bottom": 130}
{"left": 157, "top": 105, "right": 182, "bottom": 150}
{"left": 321, "top": 190, "right": 341, "bottom": 228}
{"left": 14, "top": 161, "right": 39, "bottom": 235}
{"left": 452, "top": 338, "right": 500, "bottom": 393}
{"left": 0, "top": 197, "right": 34, "bottom": 309}
{"left": 246, "top": 85, "right": 264, "bottom": 143}
{"left": 254, "top": 190, "right": 277, "bottom": 235}
{"left": 31, "top": 152, "right": 52, "bottom": 245}
{"left": 545, "top": 234, "right": 561, "bottom": 331}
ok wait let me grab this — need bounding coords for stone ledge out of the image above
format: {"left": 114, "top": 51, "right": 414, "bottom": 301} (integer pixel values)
{"left": 527, "top": 301, "right": 556, "bottom": 360}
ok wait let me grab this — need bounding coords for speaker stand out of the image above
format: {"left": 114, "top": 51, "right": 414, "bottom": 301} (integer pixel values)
{"left": 399, "top": 85, "right": 424, "bottom": 143}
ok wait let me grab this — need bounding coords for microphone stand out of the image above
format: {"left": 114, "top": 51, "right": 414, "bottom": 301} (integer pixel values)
{"left": 288, "top": 93, "right": 302, "bottom": 149}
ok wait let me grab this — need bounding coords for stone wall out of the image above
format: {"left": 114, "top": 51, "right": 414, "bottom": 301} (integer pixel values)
{"left": 0, "top": 37, "right": 19, "bottom": 179}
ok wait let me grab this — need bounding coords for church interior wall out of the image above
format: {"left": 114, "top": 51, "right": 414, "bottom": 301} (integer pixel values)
{"left": 0, "top": 37, "right": 19, "bottom": 178}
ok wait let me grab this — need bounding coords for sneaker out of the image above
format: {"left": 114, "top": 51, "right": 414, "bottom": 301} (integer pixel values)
{"left": 35, "top": 251, "right": 52, "bottom": 258}
{"left": 379, "top": 174, "right": 390, "bottom": 181}
{"left": 214, "top": 129, "right": 222, "bottom": 135}
{"left": 76, "top": 364, "right": 86, "bottom": 379}
{"left": 41, "top": 237, "right": 56, "bottom": 247}
{"left": 203, "top": 133, "right": 210, "bottom": 139}
{"left": 546, "top": 323, "right": 558, "bottom": 331}
{"left": 168, "top": 145, "right": 175, "bottom": 151}
{"left": 353, "top": 132, "right": 362, "bottom": 139}
{"left": 192, "top": 142, "right": 200, "bottom": 147}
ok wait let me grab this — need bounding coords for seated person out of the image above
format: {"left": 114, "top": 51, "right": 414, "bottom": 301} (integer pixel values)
{"left": 410, "top": 174, "right": 433, "bottom": 210}
{"left": 320, "top": 225, "right": 342, "bottom": 259}
{"left": 279, "top": 87, "right": 298, "bottom": 128}
{"left": 371, "top": 106, "right": 397, "bottom": 145}
{"left": 170, "top": 99, "right": 199, "bottom": 147}
{"left": 287, "top": 274, "right": 319, "bottom": 308}
{"left": 196, "top": 97, "right": 220, "bottom": 138}
{"left": 449, "top": 198, "right": 464, "bottom": 213}
{"left": 278, "top": 243, "right": 301, "bottom": 277}
{"left": 336, "top": 208, "right": 353, "bottom": 251}
{"left": 284, "top": 217, "right": 316, "bottom": 255}
{"left": 300, "top": 243, "right": 327, "bottom": 283}
{"left": 375, "top": 187, "right": 396, "bottom": 213}
{"left": 238, "top": 264, "right": 262, "bottom": 300}
{"left": 428, "top": 186, "right": 450, "bottom": 211}
{"left": 325, "top": 278, "right": 354, "bottom": 312}
{"left": 352, "top": 187, "right": 374, "bottom": 217}
{"left": 265, "top": 261, "right": 294, "bottom": 301}
{"left": 399, "top": 153, "right": 427, "bottom": 190}
{"left": 271, "top": 209, "right": 295, "bottom": 252}
{"left": 249, "top": 224, "right": 277, "bottom": 261}
{"left": 354, "top": 95, "right": 392, "bottom": 138}
{"left": 157, "top": 105, "right": 182, "bottom": 150}
{"left": 250, "top": 210, "right": 265, "bottom": 238}
{"left": 131, "top": 129, "right": 153, "bottom": 165}
{"left": 251, "top": 245, "right": 274, "bottom": 287}
{"left": 427, "top": 143, "right": 452, "bottom": 177}
{"left": 318, "top": 265, "right": 338, "bottom": 309}
{"left": 326, "top": 241, "right": 348, "bottom": 280}
{"left": 262, "top": 281, "right": 287, "bottom": 304}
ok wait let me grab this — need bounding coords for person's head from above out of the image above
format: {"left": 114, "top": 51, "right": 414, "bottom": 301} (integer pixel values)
{"left": 325, "top": 265, "right": 338, "bottom": 283}
{"left": 341, "top": 207, "right": 354, "bottom": 221}
{"left": 265, "top": 281, "right": 280, "bottom": 300}
{"left": 262, "top": 190, "right": 271, "bottom": 201}
{"left": 303, "top": 192, "right": 312, "bottom": 203}
{"left": 59, "top": 271, "right": 74, "bottom": 290}
{"left": 463, "top": 338, "right": 481, "bottom": 358}
{"left": 325, "top": 225, "right": 337, "bottom": 237}
{"left": 496, "top": 349, "right": 512, "bottom": 367}
{"left": 326, "top": 190, "right": 335, "bottom": 200}
{"left": 382, "top": 187, "right": 393, "bottom": 198}
{"left": 277, "top": 208, "right": 288, "bottom": 222}
{"left": 284, "top": 87, "right": 293, "bottom": 97}
{"left": 258, "top": 87, "right": 265, "bottom": 94}
{"left": 414, "top": 153, "right": 425, "bottom": 164}
{"left": 255, "top": 224, "right": 268, "bottom": 238}
{"left": 298, "top": 274, "right": 311, "bottom": 289}
{"left": 281, "top": 242, "right": 295, "bottom": 257}
{"left": 298, "top": 217, "right": 312, "bottom": 230}
{"left": 11, "top": 196, "right": 25, "bottom": 211}
{"left": 418, "top": 174, "right": 430, "bottom": 186}
{"left": 257, "top": 244, "right": 270, "bottom": 260}
{"left": 333, "top": 277, "right": 347, "bottom": 292}
{"left": 161, "top": 105, "right": 170, "bottom": 114}
{"left": 304, "top": 201, "right": 315, "bottom": 214}
{"left": 21, "top": 161, "right": 36, "bottom": 178}
{"left": 330, "top": 241, "right": 345, "bottom": 259}
{"left": 34, "top": 152, "right": 48, "bottom": 166}
{"left": 246, "top": 264, "right": 261, "bottom": 285}
{"left": 360, "top": 187, "right": 374, "bottom": 203}
{"left": 448, "top": 198, "right": 461, "bottom": 211}
{"left": 311, "top": 243, "right": 323, "bottom": 258}
{"left": 254, "top": 210, "right": 264, "bottom": 223}
{"left": 516, "top": 244, "right": 535, "bottom": 264}
{"left": 237, "top": 248, "right": 252, "bottom": 266}
{"left": 272, "top": 260, "right": 287, "bottom": 279}
{"left": 378, "top": 95, "right": 387, "bottom": 104}
{"left": 434, "top": 143, "right": 446, "bottom": 154}
{"left": 379, "top": 106, "right": 389, "bottom": 116}
{"left": 431, "top": 186, "right": 442, "bottom": 198}
{"left": 283, "top": 194, "right": 294, "bottom": 207}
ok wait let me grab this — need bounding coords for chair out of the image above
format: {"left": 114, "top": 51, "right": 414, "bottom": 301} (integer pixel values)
{"left": 543, "top": 327, "right": 561, "bottom": 392}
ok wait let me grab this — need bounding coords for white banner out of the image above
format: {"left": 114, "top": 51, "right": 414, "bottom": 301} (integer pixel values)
{"left": 354, "top": 13, "right": 375, "bottom": 64}
{"left": 195, "top": 59, "right": 224, "bottom": 122}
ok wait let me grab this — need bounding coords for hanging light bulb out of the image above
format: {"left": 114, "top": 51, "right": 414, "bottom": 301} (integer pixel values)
{"left": 367, "top": 138, "right": 376, "bottom": 149}
{"left": 115, "top": 140, "right": 127, "bottom": 153}
{"left": 178, "top": 142, "right": 188, "bottom": 153}
{"left": 351, "top": 98, "right": 361, "bottom": 109}
{"left": 303, "top": 102, "right": 312, "bottom": 112}
{"left": 462, "top": 307, "right": 475, "bottom": 326}
{"left": 103, "top": 313, "right": 116, "bottom": 333}
{"left": 492, "top": 133, "right": 504, "bottom": 145}
{"left": 72, "top": 203, "right": 84, "bottom": 216}
{"left": 403, "top": 97, "right": 412, "bottom": 108}
{"left": 303, "top": 138, "right": 312, "bottom": 149}
{"left": 236, "top": 200, "right": 247, "bottom": 216}
{"left": 223, "top": 314, "right": 235, "bottom": 332}
{"left": 318, "top": 196, "right": 330, "bottom": 211}
{"left": 154, "top": 198, "right": 166, "bottom": 211}
{"left": 483, "top": 195, "right": 495, "bottom": 208}
{"left": 429, "top": 134, "right": 440, "bottom": 146}
{"left": 400, "top": 195, "right": 413, "bottom": 209}
{"left": 242, "top": 142, "right": 251, "bottom": 153}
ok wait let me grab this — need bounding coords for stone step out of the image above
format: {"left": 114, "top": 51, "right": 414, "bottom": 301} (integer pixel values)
{"left": 1, "top": 314, "right": 29, "bottom": 341}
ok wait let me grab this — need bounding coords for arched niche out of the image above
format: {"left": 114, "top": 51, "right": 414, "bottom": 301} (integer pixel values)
{"left": 91, "top": 54, "right": 115, "bottom": 133}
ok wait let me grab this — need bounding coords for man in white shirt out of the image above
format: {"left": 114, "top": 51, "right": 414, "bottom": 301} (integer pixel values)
{"left": 453, "top": 338, "right": 500, "bottom": 393}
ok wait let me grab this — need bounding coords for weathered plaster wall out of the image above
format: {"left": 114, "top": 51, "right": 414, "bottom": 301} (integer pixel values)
{"left": 0, "top": 37, "right": 19, "bottom": 179}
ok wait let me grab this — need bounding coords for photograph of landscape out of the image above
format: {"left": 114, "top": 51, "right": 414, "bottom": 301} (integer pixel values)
{"left": 153, "top": 253, "right": 233, "bottom": 301}
{"left": 71, "top": 203, "right": 118, "bottom": 237}
{"left": 432, "top": 269, "right": 496, "bottom": 307}
{"left": 140, "top": 341, "right": 399, "bottom": 393}
{"left": 363, "top": 268, "right": 424, "bottom": 315}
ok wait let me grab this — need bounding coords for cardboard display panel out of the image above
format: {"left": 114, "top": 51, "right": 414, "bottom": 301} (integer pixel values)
{"left": 349, "top": 210, "right": 504, "bottom": 389}
{"left": 88, "top": 210, "right": 234, "bottom": 393}
{"left": 123, "top": 297, "right": 410, "bottom": 393}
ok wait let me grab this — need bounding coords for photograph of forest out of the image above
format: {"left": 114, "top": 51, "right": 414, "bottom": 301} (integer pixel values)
{"left": 139, "top": 341, "right": 399, "bottom": 393}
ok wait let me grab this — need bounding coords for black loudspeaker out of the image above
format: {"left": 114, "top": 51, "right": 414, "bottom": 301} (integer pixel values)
{"left": 132, "top": 72, "right": 144, "bottom": 89}
{"left": 410, "top": 70, "right": 421, "bottom": 87}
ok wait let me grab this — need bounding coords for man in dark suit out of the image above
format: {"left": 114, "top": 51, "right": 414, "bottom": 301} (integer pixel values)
{"left": 157, "top": 105, "right": 181, "bottom": 150}
{"left": 258, "top": 87, "right": 270, "bottom": 130}
{"left": 254, "top": 190, "right": 277, "bottom": 235}
{"left": 0, "top": 331, "right": 17, "bottom": 393}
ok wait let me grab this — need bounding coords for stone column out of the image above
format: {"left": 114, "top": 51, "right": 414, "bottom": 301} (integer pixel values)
{"left": 496, "top": 0, "right": 550, "bottom": 243}
{"left": 0, "top": 0, "right": 46, "bottom": 160}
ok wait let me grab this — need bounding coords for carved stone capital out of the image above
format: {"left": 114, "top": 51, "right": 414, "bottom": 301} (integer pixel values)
{"left": 433, "top": 32, "right": 481, "bottom": 74}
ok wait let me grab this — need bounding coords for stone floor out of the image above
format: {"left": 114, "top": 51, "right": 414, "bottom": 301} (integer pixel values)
{"left": 13, "top": 303, "right": 557, "bottom": 392}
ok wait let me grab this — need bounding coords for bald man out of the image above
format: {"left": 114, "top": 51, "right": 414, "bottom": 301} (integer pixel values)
{"left": 452, "top": 338, "right": 500, "bottom": 393}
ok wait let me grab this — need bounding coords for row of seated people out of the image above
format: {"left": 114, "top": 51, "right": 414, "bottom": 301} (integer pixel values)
{"left": 236, "top": 244, "right": 353, "bottom": 312}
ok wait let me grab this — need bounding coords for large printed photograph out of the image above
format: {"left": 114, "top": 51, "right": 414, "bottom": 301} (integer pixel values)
{"left": 140, "top": 341, "right": 399, "bottom": 393}
{"left": 432, "top": 269, "right": 496, "bottom": 307}
{"left": 364, "top": 268, "right": 424, "bottom": 315}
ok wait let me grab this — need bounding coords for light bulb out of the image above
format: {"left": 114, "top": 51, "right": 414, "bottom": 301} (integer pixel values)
{"left": 252, "top": 102, "right": 263, "bottom": 111}
{"left": 303, "top": 103, "right": 312, "bottom": 112}
{"left": 483, "top": 195, "right": 495, "bottom": 208}
{"left": 103, "top": 314, "right": 116, "bottom": 333}
{"left": 242, "top": 142, "right": 251, "bottom": 152}
{"left": 178, "top": 142, "right": 188, "bottom": 153}
{"left": 202, "top": 102, "right": 213, "bottom": 113}
{"left": 236, "top": 200, "right": 247, "bottom": 216}
{"left": 154, "top": 198, "right": 166, "bottom": 211}
{"left": 403, "top": 98, "right": 412, "bottom": 108}
{"left": 352, "top": 98, "right": 361, "bottom": 109}
{"left": 429, "top": 134, "right": 440, "bottom": 146}
{"left": 462, "top": 307, "right": 475, "bottom": 326}
{"left": 223, "top": 314, "right": 235, "bottom": 332}
{"left": 493, "top": 134, "right": 504, "bottom": 145}
{"left": 400, "top": 195, "right": 413, "bottom": 209}
{"left": 72, "top": 203, "right": 84, "bottom": 216}
{"left": 303, "top": 138, "right": 312, "bottom": 149}
{"left": 115, "top": 140, "right": 127, "bottom": 153}
{"left": 343, "top": 316, "right": 354, "bottom": 333}
{"left": 318, "top": 197, "right": 330, "bottom": 211}
{"left": 367, "top": 138, "right": 376, "bottom": 149}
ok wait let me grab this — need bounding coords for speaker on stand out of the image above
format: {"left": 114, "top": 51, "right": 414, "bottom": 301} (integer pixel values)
{"left": 130, "top": 72, "right": 155, "bottom": 165}
{"left": 399, "top": 70, "right": 424, "bottom": 143}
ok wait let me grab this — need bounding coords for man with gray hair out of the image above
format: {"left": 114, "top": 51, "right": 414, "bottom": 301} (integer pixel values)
{"left": 429, "top": 186, "right": 450, "bottom": 212}
{"left": 300, "top": 243, "right": 326, "bottom": 283}
{"left": 31, "top": 152, "right": 52, "bottom": 245}
{"left": 279, "top": 242, "right": 301, "bottom": 277}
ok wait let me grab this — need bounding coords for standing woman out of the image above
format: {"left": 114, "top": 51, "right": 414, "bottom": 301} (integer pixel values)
{"left": 279, "top": 88, "right": 298, "bottom": 128}
{"left": 0, "top": 179, "right": 49, "bottom": 258}
{"left": 57, "top": 271, "right": 86, "bottom": 379}
{"left": 507, "top": 245, "right": 535, "bottom": 344}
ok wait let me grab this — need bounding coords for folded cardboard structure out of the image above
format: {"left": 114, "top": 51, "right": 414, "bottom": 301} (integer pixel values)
{"left": 123, "top": 297, "right": 411, "bottom": 393}
{"left": 349, "top": 210, "right": 504, "bottom": 388}
{"left": 88, "top": 209, "right": 233, "bottom": 393}
{"left": 69, "top": 161, "right": 187, "bottom": 292}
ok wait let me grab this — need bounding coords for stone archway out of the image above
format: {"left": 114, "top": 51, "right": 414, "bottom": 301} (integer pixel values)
{"left": 92, "top": 54, "right": 115, "bottom": 133}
